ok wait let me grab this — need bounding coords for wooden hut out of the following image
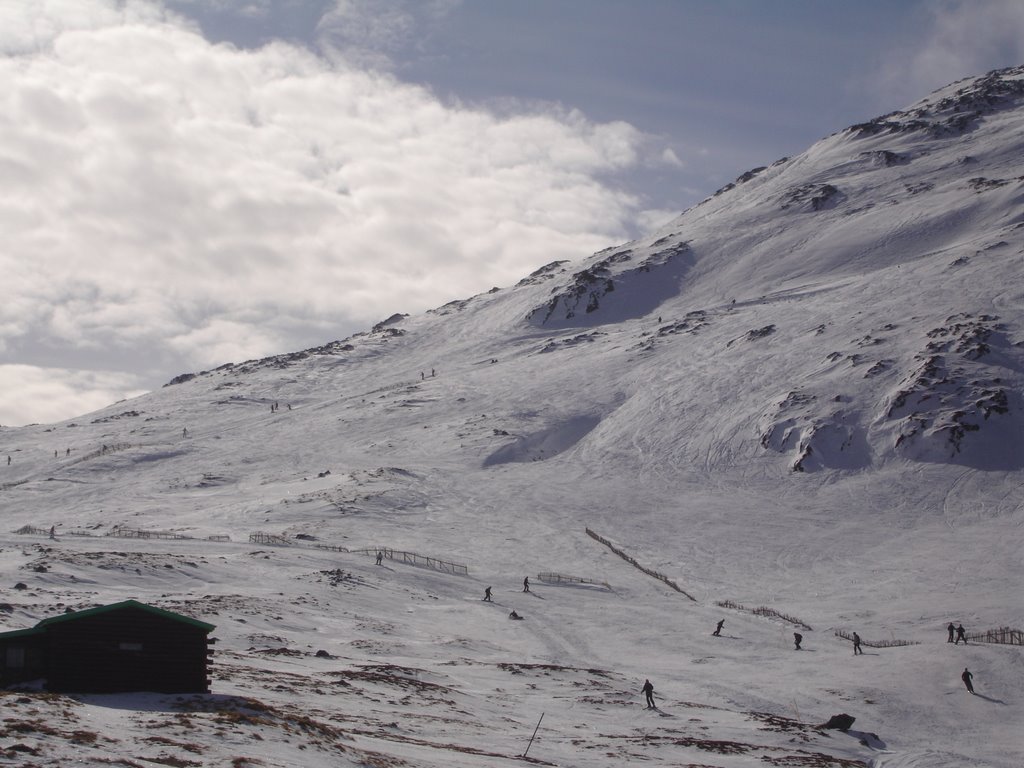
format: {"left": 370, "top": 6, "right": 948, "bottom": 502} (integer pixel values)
{"left": 0, "top": 599, "right": 214, "bottom": 693}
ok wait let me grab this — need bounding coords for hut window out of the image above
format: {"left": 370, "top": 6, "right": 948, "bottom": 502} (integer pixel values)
{"left": 119, "top": 642, "right": 143, "bottom": 651}
{"left": 5, "top": 646, "right": 25, "bottom": 668}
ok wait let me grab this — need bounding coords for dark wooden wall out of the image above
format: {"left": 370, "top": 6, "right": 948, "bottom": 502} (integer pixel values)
{"left": 43, "top": 607, "right": 211, "bottom": 693}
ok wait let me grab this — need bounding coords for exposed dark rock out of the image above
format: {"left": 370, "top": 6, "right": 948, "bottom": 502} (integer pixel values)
{"left": 821, "top": 713, "right": 856, "bottom": 731}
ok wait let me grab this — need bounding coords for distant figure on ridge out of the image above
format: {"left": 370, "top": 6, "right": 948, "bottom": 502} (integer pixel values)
{"left": 947, "top": 622, "right": 956, "bottom": 643}
{"left": 483, "top": 587, "right": 492, "bottom": 602}
{"left": 713, "top": 619, "right": 724, "bottom": 636}
{"left": 523, "top": 576, "right": 530, "bottom": 593}
{"left": 955, "top": 624, "right": 967, "bottom": 645}
{"left": 852, "top": 632, "right": 863, "bottom": 655}
{"left": 794, "top": 632, "right": 803, "bottom": 650}
{"left": 182, "top": 427, "right": 188, "bottom": 437}
{"left": 641, "top": 678, "right": 655, "bottom": 709}
{"left": 375, "top": 551, "right": 383, "bottom": 566}
{"left": 961, "top": 667, "right": 974, "bottom": 694}
{"left": 49, "top": 526, "right": 56, "bottom": 540}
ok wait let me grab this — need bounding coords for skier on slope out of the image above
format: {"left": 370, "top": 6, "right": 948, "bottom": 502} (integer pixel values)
{"left": 955, "top": 624, "right": 968, "bottom": 645}
{"left": 852, "top": 632, "right": 863, "bottom": 655}
{"left": 794, "top": 633, "right": 803, "bottom": 650}
{"left": 483, "top": 587, "right": 492, "bottom": 602}
{"left": 641, "top": 679, "right": 656, "bottom": 709}
{"left": 523, "top": 576, "right": 530, "bottom": 593}
{"left": 713, "top": 619, "right": 724, "bottom": 636}
{"left": 961, "top": 667, "right": 974, "bottom": 694}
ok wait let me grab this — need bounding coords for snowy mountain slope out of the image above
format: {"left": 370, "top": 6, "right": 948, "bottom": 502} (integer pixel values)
{"left": 1, "top": 67, "right": 1023, "bottom": 767}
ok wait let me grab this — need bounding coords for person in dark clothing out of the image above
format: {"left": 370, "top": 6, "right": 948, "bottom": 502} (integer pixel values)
{"left": 375, "top": 551, "right": 383, "bottom": 565}
{"left": 961, "top": 668, "right": 974, "bottom": 693}
{"left": 852, "top": 632, "right": 863, "bottom": 655}
{"left": 509, "top": 610, "right": 523, "bottom": 620}
{"left": 794, "top": 633, "right": 803, "bottom": 650}
{"left": 483, "top": 587, "right": 492, "bottom": 602}
{"left": 641, "top": 679, "right": 655, "bottom": 709}
{"left": 947, "top": 622, "right": 956, "bottom": 642}
{"left": 713, "top": 619, "right": 724, "bottom": 636}
{"left": 955, "top": 624, "right": 967, "bottom": 645}
{"left": 523, "top": 577, "right": 530, "bottom": 593}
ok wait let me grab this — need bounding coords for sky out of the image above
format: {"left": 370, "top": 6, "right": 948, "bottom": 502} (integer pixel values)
{"left": 2, "top": 0, "right": 1024, "bottom": 427}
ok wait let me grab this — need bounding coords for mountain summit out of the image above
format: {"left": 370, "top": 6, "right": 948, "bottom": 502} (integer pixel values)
{"left": 2, "top": 67, "right": 1022, "bottom": 768}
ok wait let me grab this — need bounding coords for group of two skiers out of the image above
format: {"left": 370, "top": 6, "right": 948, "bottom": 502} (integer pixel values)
{"left": 481, "top": 576, "right": 529, "bottom": 602}
{"left": 947, "top": 622, "right": 968, "bottom": 644}
{"left": 710, "top": 619, "right": 812, "bottom": 652}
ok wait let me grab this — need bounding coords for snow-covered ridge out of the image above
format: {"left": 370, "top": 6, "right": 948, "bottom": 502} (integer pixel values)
{"left": 846, "top": 64, "right": 1024, "bottom": 138}
{"left": 162, "top": 65, "right": 1024, "bottom": 474}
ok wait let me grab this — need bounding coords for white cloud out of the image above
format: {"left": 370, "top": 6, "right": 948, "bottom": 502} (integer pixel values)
{"left": 635, "top": 208, "right": 682, "bottom": 236}
{"left": 0, "top": 0, "right": 176, "bottom": 54}
{"left": 0, "top": 365, "right": 147, "bottom": 426}
{"left": 0, "top": 0, "right": 648, "bottom": 425}
{"left": 660, "top": 147, "right": 683, "bottom": 168}
{"left": 315, "top": 0, "right": 460, "bottom": 71}
{"left": 872, "top": 0, "right": 1024, "bottom": 109}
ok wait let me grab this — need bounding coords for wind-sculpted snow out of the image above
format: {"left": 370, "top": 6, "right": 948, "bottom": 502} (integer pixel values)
{"left": 482, "top": 414, "right": 602, "bottom": 466}
{"left": 526, "top": 242, "right": 692, "bottom": 329}
{"left": 3, "top": 66, "right": 1024, "bottom": 767}
{"left": 758, "top": 391, "right": 872, "bottom": 473}
{"left": 881, "top": 314, "right": 1022, "bottom": 469}
{"left": 752, "top": 311, "right": 1023, "bottom": 472}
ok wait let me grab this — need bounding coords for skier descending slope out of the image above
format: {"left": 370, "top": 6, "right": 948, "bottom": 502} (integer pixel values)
{"left": 962, "top": 668, "right": 975, "bottom": 694}
{"left": 641, "top": 678, "right": 656, "bottom": 709}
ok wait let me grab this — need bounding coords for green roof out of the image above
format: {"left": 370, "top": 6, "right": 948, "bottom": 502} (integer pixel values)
{"left": 0, "top": 625, "right": 45, "bottom": 641}
{"left": 26, "top": 599, "right": 214, "bottom": 633}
